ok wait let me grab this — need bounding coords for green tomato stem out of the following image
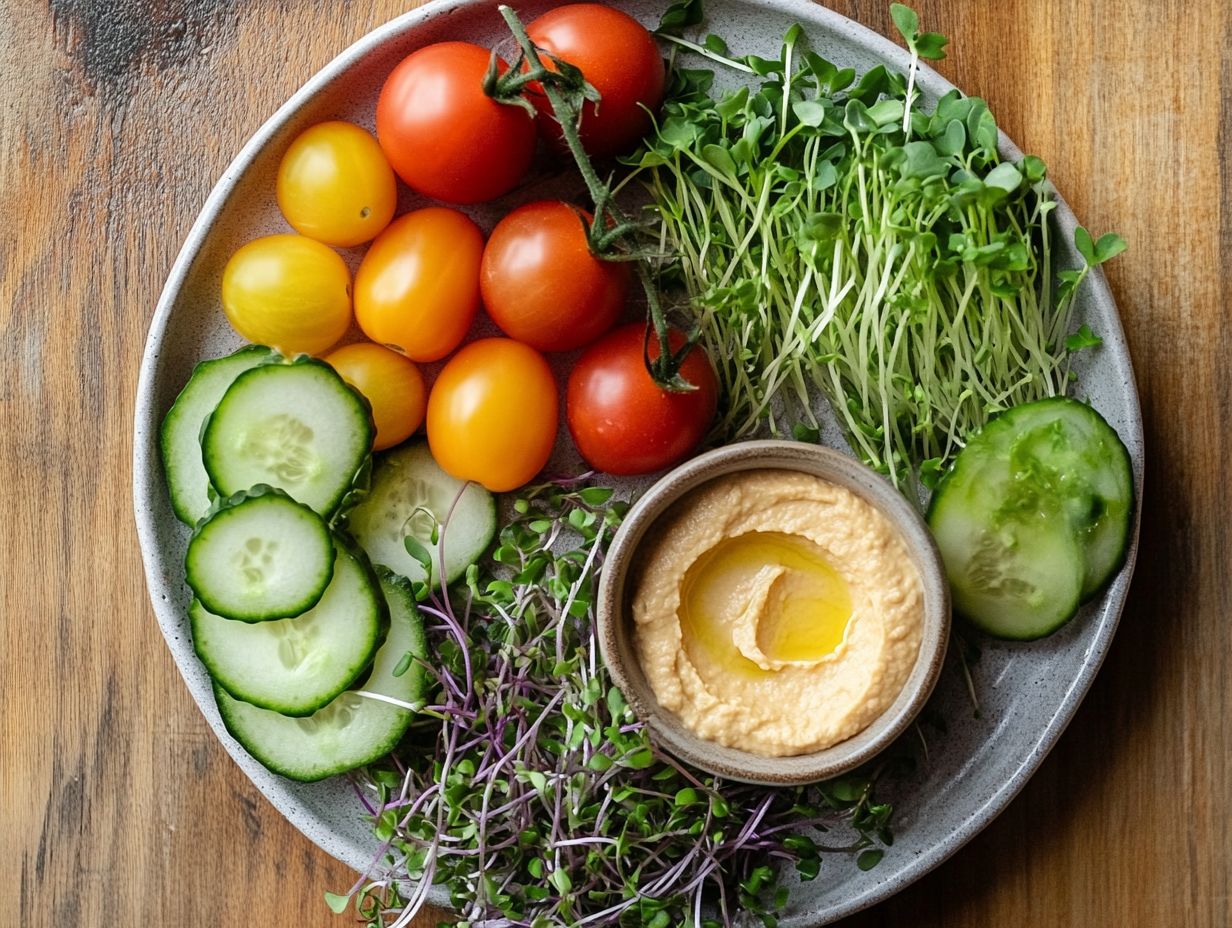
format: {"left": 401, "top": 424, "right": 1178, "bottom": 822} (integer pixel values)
{"left": 493, "top": 5, "right": 687, "bottom": 390}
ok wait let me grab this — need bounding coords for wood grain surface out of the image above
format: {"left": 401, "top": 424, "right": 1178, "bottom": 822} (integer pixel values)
{"left": 2, "top": 0, "right": 1227, "bottom": 925}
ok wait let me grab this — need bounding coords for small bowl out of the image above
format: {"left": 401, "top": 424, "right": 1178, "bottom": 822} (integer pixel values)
{"left": 596, "top": 440, "right": 951, "bottom": 786}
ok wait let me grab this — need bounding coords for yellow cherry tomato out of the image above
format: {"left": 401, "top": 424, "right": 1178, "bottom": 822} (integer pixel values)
{"left": 276, "top": 121, "right": 397, "bottom": 247}
{"left": 221, "top": 234, "right": 352, "bottom": 356}
{"left": 427, "top": 338, "right": 558, "bottom": 492}
{"left": 354, "top": 207, "right": 483, "bottom": 362}
{"left": 325, "top": 342, "right": 427, "bottom": 451}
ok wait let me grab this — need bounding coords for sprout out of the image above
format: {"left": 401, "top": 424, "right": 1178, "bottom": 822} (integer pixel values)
{"left": 632, "top": 7, "right": 1124, "bottom": 495}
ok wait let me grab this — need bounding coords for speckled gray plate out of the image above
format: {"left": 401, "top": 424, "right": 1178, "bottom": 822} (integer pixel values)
{"left": 132, "top": 1, "right": 1143, "bottom": 923}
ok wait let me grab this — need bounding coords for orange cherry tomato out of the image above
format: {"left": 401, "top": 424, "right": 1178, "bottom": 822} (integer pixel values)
{"left": 221, "top": 234, "right": 352, "bottom": 356}
{"left": 427, "top": 338, "right": 558, "bottom": 492}
{"left": 276, "top": 121, "right": 397, "bottom": 247}
{"left": 354, "top": 207, "right": 484, "bottom": 362}
{"left": 324, "top": 342, "right": 427, "bottom": 451}
{"left": 480, "top": 201, "right": 628, "bottom": 352}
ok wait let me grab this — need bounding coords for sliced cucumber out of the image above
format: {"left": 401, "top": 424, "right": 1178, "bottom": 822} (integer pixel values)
{"left": 346, "top": 441, "right": 496, "bottom": 587}
{"left": 929, "top": 475, "right": 1085, "bottom": 639}
{"left": 928, "top": 396, "right": 1134, "bottom": 639}
{"left": 202, "top": 357, "right": 374, "bottom": 517}
{"left": 192, "top": 539, "right": 386, "bottom": 716}
{"left": 214, "top": 569, "right": 427, "bottom": 782}
{"left": 994, "top": 399, "right": 1134, "bottom": 599}
{"left": 160, "top": 345, "right": 275, "bottom": 525}
{"left": 186, "top": 486, "right": 334, "bottom": 622}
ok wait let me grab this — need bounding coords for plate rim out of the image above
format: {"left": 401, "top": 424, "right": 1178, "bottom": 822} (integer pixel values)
{"left": 132, "top": 0, "right": 1144, "bottom": 923}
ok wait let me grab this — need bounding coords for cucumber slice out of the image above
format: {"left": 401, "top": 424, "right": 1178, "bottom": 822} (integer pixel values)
{"left": 160, "top": 345, "right": 275, "bottom": 525}
{"left": 214, "top": 569, "right": 427, "bottom": 782}
{"left": 346, "top": 441, "right": 496, "bottom": 587}
{"left": 994, "top": 399, "right": 1134, "bottom": 599}
{"left": 185, "top": 486, "right": 334, "bottom": 622}
{"left": 929, "top": 479, "right": 1085, "bottom": 640}
{"left": 192, "top": 539, "right": 386, "bottom": 716}
{"left": 927, "top": 396, "right": 1133, "bottom": 639}
{"left": 202, "top": 357, "right": 374, "bottom": 517}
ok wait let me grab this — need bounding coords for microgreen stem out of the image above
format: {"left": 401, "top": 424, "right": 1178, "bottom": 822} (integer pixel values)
{"left": 655, "top": 31, "right": 756, "bottom": 73}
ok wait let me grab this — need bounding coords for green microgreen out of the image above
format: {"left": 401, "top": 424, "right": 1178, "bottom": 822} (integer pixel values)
{"left": 1064, "top": 324, "right": 1104, "bottom": 352}
{"left": 625, "top": 4, "right": 1126, "bottom": 493}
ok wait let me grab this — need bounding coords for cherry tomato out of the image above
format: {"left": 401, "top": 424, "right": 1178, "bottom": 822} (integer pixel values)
{"left": 275, "top": 121, "right": 397, "bottom": 247}
{"left": 526, "top": 5, "right": 665, "bottom": 158}
{"left": 427, "top": 339, "right": 558, "bottom": 492}
{"left": 354, "top": 207, "right": 483, "bottom": 362}
{"left": 567, "top": 324, "right": 718, "bottom": 475}
{"left": 376, "top": 42, "right": 536, "bottom": 204}
{"left": 325, "top": 342, "right": 427, "bottom": 451}
{"left": 221, "top": 234, "right": 351, "bottom": 356}
{"left": 480, "top": 201, "right": 628, "bottom": 353}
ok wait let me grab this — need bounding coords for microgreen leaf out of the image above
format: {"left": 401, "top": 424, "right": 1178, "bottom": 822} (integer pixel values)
{"left": 793, "top": 99, "right": 826, "bottom": 127}
{"left": 890, "top": 4, "right": 919, "bottom": 42}
{"left": 578, "top": 487, "right": 614, "bottom": 506}
{"left": 391, "top": 650, "right": 414, "bottom": 678}
{"left": 984, "top": 161, "right": 1022, "bottom": 193}
{"left": 658, "top": 0, "right": 704, "bottom": 34}
{"left": 1094, "top": 232, "right": 1128, "bottom": 265}
{"left": 1065, "top": 324, "right": 1103, "bottom": 351}
{"left": 914, "top": 32, "right": 948, "bottom": 60}
{"left": 919, "top": 457, "right": 945, "bottom": 490}
{"left": 857, "top": 849, "right": 885, "bottom": 870}
{"left": 1074, "top": 226, "right": 1100, "bottom": 265}
{"left": 1021, "top": 154, "right": 1047, "bottom": 183}
{"left": 935, "top": 119, "right": 966, "bottom": 156}
{"left": 403, "top": 536, "right": 432, "bottom": 574}
{"left": 792, "top": 423, "right": 822, "bottom": 443}
{"left": 323, "top": 891, "right": 350, "bottom": 914}
{"left": 900, "top": 141, "right": 947, "bottom": 179}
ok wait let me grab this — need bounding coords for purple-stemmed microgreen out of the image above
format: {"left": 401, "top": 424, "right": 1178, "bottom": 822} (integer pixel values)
{"left": 334, "top": 481, "right": 896, "bottom": 928}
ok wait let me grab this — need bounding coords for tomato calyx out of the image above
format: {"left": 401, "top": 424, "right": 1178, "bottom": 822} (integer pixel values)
{"left": 642, "top": 320, "right": 704, "bottom": 393}
{"left": 489, "top": 4, "right": 696, "bottom": 394}
{"left": 482, "top": 39, "right": 599, "bottom": 122}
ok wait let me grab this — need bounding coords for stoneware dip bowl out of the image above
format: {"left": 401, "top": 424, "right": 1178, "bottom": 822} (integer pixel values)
{"left": 596, "top": 440, "right": 951, "bottom": 786}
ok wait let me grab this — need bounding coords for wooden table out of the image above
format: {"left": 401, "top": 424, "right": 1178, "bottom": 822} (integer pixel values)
{"left": 3, "top": 0, "right": 1227, "bottom": 925}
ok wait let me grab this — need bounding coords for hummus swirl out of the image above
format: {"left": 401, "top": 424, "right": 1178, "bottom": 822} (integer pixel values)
{"left": 632, "top": 469, "right": 924, "bottom": 756}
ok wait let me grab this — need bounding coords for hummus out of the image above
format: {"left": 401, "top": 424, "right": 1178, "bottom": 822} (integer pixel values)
{"left": 632, "top": 469, "right": 923, "bottom": 756}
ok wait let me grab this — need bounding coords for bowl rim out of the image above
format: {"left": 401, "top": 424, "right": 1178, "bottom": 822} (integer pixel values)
{"left": 596, "top": 439, "right": 952, "bottom": 786}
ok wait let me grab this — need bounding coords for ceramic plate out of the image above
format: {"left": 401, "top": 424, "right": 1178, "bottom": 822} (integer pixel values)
{"left": 133, "top": 1, "right": 1143, "bottom": 923}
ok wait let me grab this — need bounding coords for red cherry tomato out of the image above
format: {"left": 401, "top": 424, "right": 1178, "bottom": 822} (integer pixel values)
{"left": 427, "top": 338, "right": 559, "bottom": 492}
{"left": 526, "top": 5, "right": 666, "bottom": 158}
{"left": 376, "top": 42, "right": 536, "bottom": 204}
{"left": 480, "top": 201, "right": 628, "bottom": 353}
{"left": 567, "top": 324, "right": 718, "bottom": 476}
